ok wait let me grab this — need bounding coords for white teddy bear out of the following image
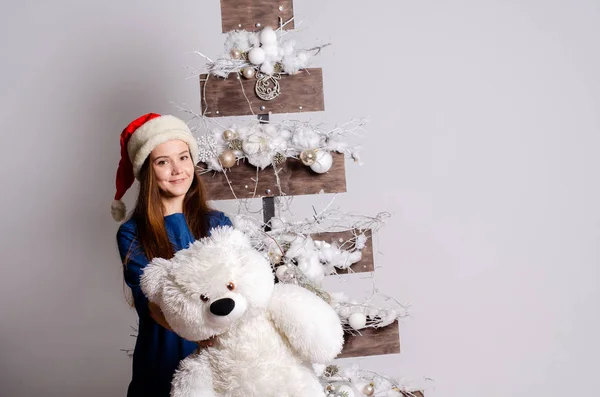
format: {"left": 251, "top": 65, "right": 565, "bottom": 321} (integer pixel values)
{"left": 140, "top": 226, "right": 344, "bottom": 397}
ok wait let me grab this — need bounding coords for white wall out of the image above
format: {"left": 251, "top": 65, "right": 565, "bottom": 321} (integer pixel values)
{"left": 1, "top": 1, "right": 599, "bottom": 396}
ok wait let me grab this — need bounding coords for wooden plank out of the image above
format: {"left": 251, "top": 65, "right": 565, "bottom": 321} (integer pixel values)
{"left": 401, "top": 392, "right": 424, "bottom": 397}
{"left": 337, "top": 321, "right": 400, "bottom": 359}
{"left": 311, "top": 230, "right": 374, "bottom": 274}
{"left": 197, "top": 152, "right": 346, "bottom": 200}
{"left": 220, "top": 0, "right": 294, "bottom": 32}
{"left": 200, "top": 68, "right": 324, "bottom": 117}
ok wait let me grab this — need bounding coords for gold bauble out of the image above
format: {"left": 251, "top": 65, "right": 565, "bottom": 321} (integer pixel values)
{"left": 269, "top": 252, "right": 282, "bottom": 264}
{"left": 218, "top": 150, "right": 236, "bottom": 168}
{"left": 242, "top": 67, "right": 256, "bottom": 79}
{"left": 300, "top": 149, "right": 317, "bottom": 166}
{"left": 230, "top": 48, "right": 242, "bottom": 59}
{"left": 222, "top": 129, "right": 236, "bottom": 141}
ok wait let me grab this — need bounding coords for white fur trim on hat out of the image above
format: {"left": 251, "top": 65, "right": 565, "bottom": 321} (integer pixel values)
{"left": 127, "top": 115, "right": 199, "bottom": 179}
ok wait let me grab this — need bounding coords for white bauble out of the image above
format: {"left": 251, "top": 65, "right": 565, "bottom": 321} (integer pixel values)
{"left": 275, "top": 265, "right": 294, "bottom": 282}
{"left": 310, "top": 150, "right": 333, "bottom": 173}
{"left": 248, "top": 47, "right": 266, "bottom": 65}
{"left": 259, "top": 27, "right": 277, "bottom": 45}
{"left": 348, "top": 312, "right": 367, "bottom": 330}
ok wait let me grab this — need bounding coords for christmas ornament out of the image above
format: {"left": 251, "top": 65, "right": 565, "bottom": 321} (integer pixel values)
{"left": 259, "top": 27, "right": 277, "bottom": 45}
{"left": 248, "top": 47, "right": 266, "bottom": 65}
{"left": 348, "top": 312, "right": 367, "bottom": 330}
{"left": 242, "top": 67, "right": 256, "bottom": 79}
{"left": 230, "top": 48, "right": 242, "bottom": 59}
{"left": 255, "top": 73, "right": 281, "bottom": 100}
{"left": 197, "top": 135, "right": 218, "bottom": 163}
{"left": 269, "top": 252, "right": 282, "bottom": 264}
{"left": 362, "top": 384, "right": 375, "bottom": 396}
{"left": 218, "top": 150, "right": 236, "bottom": 168}
{"left": 222, "top": 129, "right": 236, "bottom": 141}
{"left": 309, "top": 150, "right": 333, "bottom": 173}
{"left": 228, "top": 138, "right": 243, "bottom": 151}
{"left": 300, "top": 149, "right": 317, "bottom": 166}
{"left": 275, "top": 264, "right": 295, "bottom": 282}
{"left": 323, "top": 365, "right": 339, "bottom": 377}
{"left": 273, "top": 152, "right": 286, "bottom": 166}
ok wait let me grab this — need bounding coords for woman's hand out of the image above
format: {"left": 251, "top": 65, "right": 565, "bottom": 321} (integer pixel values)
{"left": 196, "top": 336, "right": 216, "bottom": 349}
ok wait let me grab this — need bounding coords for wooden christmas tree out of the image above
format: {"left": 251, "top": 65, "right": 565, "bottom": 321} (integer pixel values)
{"left": 194, "top": 1, "right": 423, "bottom": 395}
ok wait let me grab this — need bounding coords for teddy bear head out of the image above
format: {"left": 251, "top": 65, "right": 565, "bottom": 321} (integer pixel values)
{"left": 140, "top": 226, "right": 274, "bottom": 342}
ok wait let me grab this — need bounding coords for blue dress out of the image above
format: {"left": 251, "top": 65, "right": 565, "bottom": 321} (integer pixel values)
{"left": 117, "top": 210, "right": 232, "bottom": 397}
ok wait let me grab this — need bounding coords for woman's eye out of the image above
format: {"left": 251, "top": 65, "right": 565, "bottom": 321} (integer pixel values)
{"left": 200, "top": 294, "right": 210, "bottom": 302}
{"left": 157, "top": 160, "right": 168, "bottom": 166}
{"left": 180, "top": 155, "right": 189, "bottom": 161}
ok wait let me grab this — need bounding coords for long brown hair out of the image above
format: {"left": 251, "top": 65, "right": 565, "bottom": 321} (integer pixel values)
{"left": 131, "top": 158, "right": 212, "bottom": 261}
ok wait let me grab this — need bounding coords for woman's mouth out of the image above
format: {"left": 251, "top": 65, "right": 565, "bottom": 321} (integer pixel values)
{"left": 170, "top": 177, "right": 187, "bottom": 184}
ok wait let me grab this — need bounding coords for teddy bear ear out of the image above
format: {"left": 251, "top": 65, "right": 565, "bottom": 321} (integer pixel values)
{"left": 140, "top": 257, "right": 171, "bottom": 303}
{"left": 212, "top": 225, "right": 252, "bottom": 249}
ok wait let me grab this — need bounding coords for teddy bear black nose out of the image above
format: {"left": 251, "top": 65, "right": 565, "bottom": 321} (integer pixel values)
{"left": 210, "top": 298, "right": 235, "bottom": 316}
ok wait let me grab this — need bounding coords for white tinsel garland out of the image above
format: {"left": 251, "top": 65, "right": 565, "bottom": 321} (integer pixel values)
{"left": 315, "top": 364, "right": 430, "bottom": 397}
{"left": 195, "top": 24, "right": 330, "bottom": 78}
{"left": 195, "top": 118, "right": 365, "bottom": 174}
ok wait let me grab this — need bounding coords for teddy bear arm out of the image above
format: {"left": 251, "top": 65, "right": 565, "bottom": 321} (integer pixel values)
{"left": 268, "top": 283, "right": 344, "bottom": 364}
{"left": 170, "top": 351, "right": 219, "bottom": 397}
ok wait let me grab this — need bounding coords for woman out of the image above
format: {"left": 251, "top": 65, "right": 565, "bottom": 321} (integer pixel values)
{"left": 111, "top": 113, "right": 232, "bottom": 397}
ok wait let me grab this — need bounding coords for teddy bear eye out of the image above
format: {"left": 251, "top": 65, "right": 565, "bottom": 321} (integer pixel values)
{"left": 227, "top": 282, "right": 235, "bottom": 291}
{"left": 200, "top": 294, "right": 210, "bottom": 302}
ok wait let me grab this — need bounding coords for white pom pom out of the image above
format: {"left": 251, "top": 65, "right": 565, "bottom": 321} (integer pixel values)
{"left": 111, "top": 200, "right": 126, "bottom": 222}
{"left": 291, "top": 127, "right": 321, "bottom": 148}
{"left": 259, "top": 27, "right": 277, "bottom": 45}
{"left": 248, "top": 47, "right": 266, "bottom": 65}
{"left": 348, "top": 312, "right": 367, "bottom": 330}
{"left": 260, "top": 60, "right": 275, "bottom": 75}
{"left": 262, "top": 43, "right": 279, "bottom": 62}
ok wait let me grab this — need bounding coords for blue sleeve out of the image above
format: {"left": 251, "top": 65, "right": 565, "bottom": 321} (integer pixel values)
{"left": 116, "top": 223, "right": 150, "bottom": 318}
{"left": 209, "top": 210, "right": 233, "bottom": 229}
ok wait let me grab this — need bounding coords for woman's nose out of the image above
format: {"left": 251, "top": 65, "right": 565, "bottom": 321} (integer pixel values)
{"left": 172, "top": 163, "right": 183, "bottom": 174}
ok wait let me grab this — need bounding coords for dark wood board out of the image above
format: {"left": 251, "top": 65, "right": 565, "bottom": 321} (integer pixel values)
{"left": 311, "top": 230, "right": 374, "bottom": 274}
{"left": 200, "top": 68, "right": 324, "bottom": 117}
{"left": 401, "top": 392, "right": 424, "bottom": 397}
{"left": 337, "top": 321, "right": 400, "bottom": 359}
{"left": 197, "top": 152, "right": 346, "bottom": 200}
{"left": 220, "top": 0, "right": 295, "bottom": 32}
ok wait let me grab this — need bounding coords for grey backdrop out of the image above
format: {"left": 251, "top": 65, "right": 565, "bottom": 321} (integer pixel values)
{"left": 1, "top": 1, "right": 599, "bottom": 396}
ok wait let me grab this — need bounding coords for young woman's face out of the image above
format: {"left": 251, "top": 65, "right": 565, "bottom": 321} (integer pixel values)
{"left": 150, "top": 140, "right": 195, "bottom": 199}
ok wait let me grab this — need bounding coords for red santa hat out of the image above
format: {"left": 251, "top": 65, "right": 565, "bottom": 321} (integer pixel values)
{"left": 111, "top": 113, "right": 199, "bottom": 222}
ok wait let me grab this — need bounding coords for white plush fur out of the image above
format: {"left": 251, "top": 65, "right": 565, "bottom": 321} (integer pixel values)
{"left": 111, "top": 199, "right": 126, "bottom": 222}
{"left": 127, "top": 115, "right": 199, "bottom": 178}
{"left": 140, "top": 226, "right": 344, "bottom": 397}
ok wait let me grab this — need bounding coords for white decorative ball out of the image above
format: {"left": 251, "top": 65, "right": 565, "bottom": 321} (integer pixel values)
{"left": 348, "top": 312, "right": 367, "bottom": 330}
{"left": 259, "top": 27, "right": 277, "bottom": 45}
{"left": 275, "top": 265, "right": 289, "bottom": 280}
{"left": 248, "top": 47, "right": 266, "bottom": 65}
{"left": 309, "top": 150, "right": 333, "bottom": 173}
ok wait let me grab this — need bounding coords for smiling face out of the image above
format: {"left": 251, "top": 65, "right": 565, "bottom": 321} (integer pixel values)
{"left": 149, "top": 140, "right": 195, "bottom": 200}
